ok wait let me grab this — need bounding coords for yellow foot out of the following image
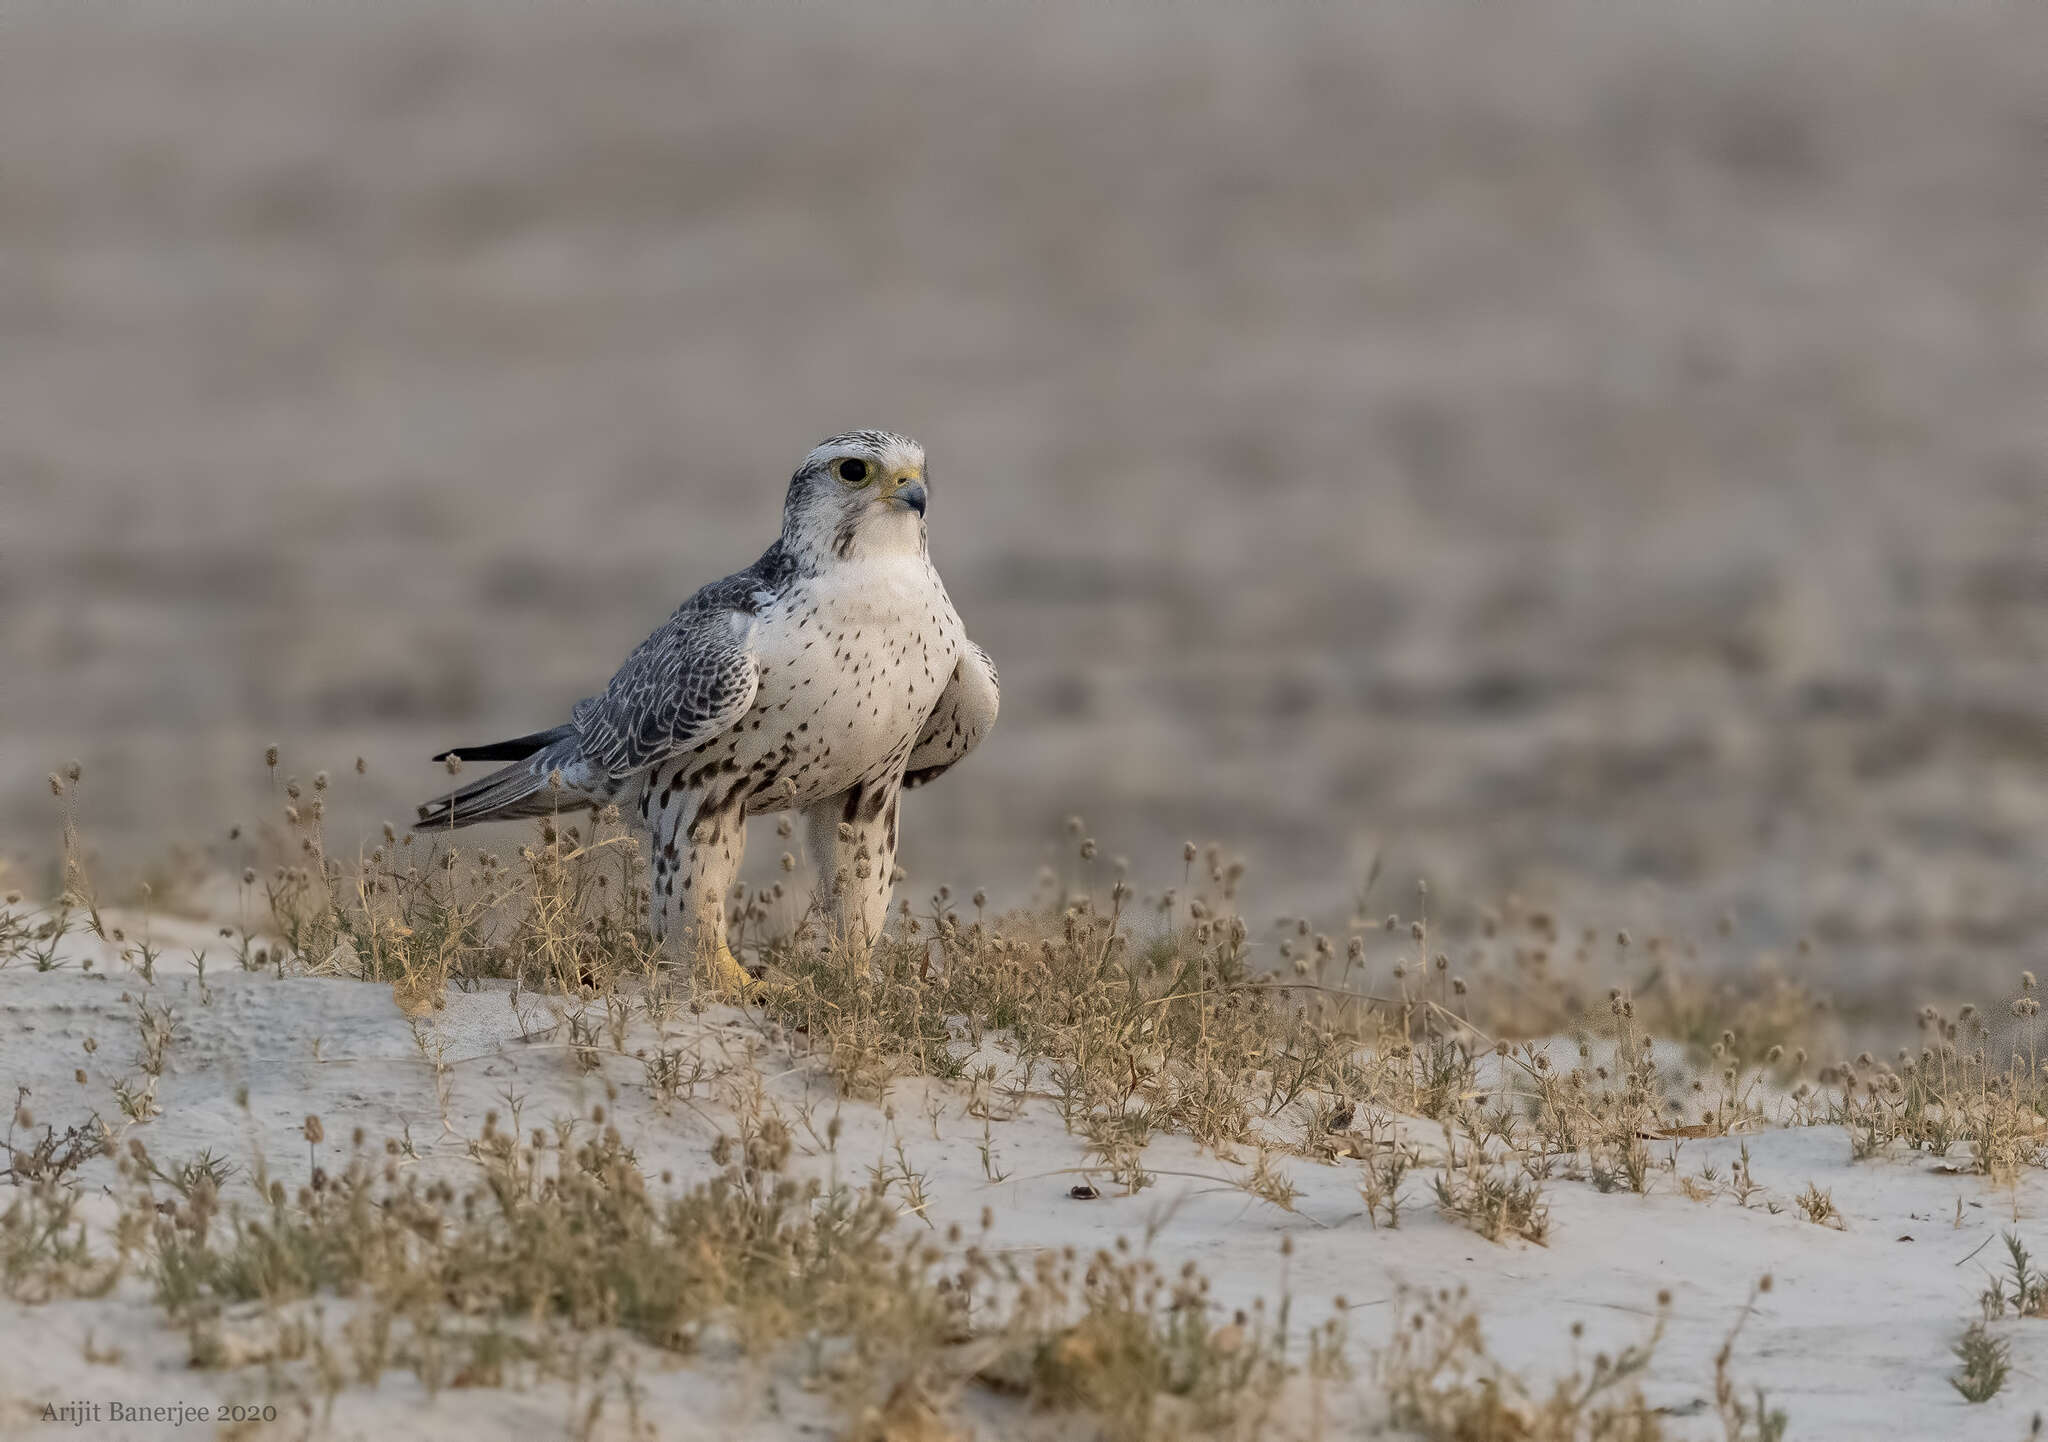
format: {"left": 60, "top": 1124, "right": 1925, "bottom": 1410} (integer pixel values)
{"left": 707, "top": 943, "right": 754, "bottom": 997}
{"left": 703, "top": 944, "right": 795, "bottom": 1004}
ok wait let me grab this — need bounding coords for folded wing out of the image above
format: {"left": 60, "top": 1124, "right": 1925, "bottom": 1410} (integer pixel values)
{"left": 903, "top": 642, "right": 999, "bottom": 788}
{"left": 416, "top": 603, "right": 760, "bottom": 832}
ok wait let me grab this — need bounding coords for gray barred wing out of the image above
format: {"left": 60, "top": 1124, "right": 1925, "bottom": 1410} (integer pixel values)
{"left": 572, "top": 602, "right": 759, "bottom": 779}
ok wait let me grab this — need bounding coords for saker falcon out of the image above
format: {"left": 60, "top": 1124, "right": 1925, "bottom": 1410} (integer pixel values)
{"left": 415, "top": 430, "right": 999, "bottom": 993}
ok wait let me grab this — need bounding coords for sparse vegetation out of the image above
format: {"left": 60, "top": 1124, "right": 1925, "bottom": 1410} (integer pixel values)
{"left": 4, "top": 767, "right": 2047, "bottom": 1436}
{"left": 1377, "top": 1284, "right": 1666, "bottom": 1441}
{"left": 145, "top": 1107, "right": 964, "bottom": 1376}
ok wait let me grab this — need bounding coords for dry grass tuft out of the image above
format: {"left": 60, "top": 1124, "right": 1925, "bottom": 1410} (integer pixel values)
{"left": 1377, "top": 1284, "right": 1666, "bottom": 1441}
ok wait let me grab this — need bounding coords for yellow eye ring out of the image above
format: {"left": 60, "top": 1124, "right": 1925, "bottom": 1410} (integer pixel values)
{"left": 836, "top": 458, "right": 872, "bottom": 486}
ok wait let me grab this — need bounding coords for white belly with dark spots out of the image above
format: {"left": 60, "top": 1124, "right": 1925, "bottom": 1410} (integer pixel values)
{"left": 741, "top": 556, "right": 964, "bottom": 810}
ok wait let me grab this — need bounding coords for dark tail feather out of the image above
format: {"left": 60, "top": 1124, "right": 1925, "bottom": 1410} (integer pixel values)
{"left": 414, "top": 750, "right": 584, "bottom": 833}
{"left": 431, "top": 724, "right": 573, "bottom": 765}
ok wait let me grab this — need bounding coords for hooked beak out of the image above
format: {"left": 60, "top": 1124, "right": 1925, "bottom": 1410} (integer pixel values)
{"left": 888, "top": 479, "right": 928, "bottom": 517}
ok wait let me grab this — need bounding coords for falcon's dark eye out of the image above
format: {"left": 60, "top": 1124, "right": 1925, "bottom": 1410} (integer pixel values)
{"left": 836, "top": 458, "right": 870, "bottom": 486}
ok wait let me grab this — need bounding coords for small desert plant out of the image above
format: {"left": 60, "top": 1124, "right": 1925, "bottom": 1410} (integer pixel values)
{"left": 1950, "top": 1321, "right": 2009, "bottom": 1403}
{"left": 978, "top": 1241, "right": 1325, "bottom": 1441}
{"left": 1378, "top": 1283, "right": 1666, "bottom": 1441}
{"left": 1727, "top": 1143, "right": 1765, "bottom": 1207}
{"left": 133, "top": 996, "right": 182, "bottom": 1077}
{"left": 1978, "top": 1231, "right": 2048, "bottom": 1320}
{"left": 1793, "top": 1182, "right": 1841, "bottom": 1229}
{"left": 1712, "top": 1277, "right": 1788, "bottom": 1442}
{"left": 2, "top": 1091, "right": 108, "bottom": 1187}
{"left": 0, "top": 892, "right": 84, "bottom": 973}
{"left": 1433, "top": 1129, "right": 1550, "bottom": 1245}
{"left": 2, "top": 1179, "right": 134, "bottom": 1303}
{"left": 1358, "top": 1136, "right": 1417, "bottom": 1229}
{"left": 1821, "top": 987, "right": 2047, "bottom": 1180}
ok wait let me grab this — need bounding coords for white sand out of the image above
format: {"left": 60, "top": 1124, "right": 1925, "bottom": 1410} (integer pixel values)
{"left": 3, "top": 914, "right": 2045, "bottom": 1440}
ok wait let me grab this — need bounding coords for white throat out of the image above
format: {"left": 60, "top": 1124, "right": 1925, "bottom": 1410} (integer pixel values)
{"left": 851, "top": 507, "right": 928, "bottom": 561}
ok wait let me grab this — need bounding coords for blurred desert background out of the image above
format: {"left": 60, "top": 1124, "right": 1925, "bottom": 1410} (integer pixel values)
{"left": 4, "top": 1, "right": 2044, "bottom": 1014}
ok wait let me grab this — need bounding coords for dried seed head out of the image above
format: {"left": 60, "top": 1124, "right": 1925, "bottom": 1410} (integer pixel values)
{"left": 265, "top": 745, "right": 280, "bottom": 769}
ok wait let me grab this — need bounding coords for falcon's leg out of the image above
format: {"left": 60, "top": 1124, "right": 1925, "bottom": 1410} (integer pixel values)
{"left": 804, "top": 776, "right": 903, "bottom": 952}
{"left": 645, "top": 770, "right": 751, "bottom": 995}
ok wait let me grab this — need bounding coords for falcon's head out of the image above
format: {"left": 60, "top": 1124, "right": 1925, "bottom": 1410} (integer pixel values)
{"left": 781, "top": 430, "right": 930, "bottom": 566}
